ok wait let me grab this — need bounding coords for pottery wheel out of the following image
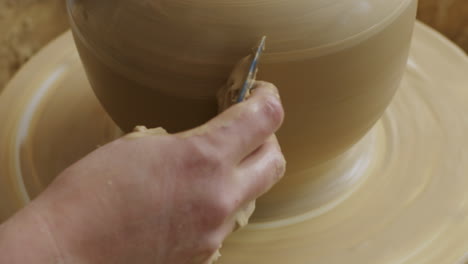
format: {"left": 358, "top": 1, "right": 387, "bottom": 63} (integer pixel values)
{"left": 1, "top": 22, "right": 468, "bottom": 263}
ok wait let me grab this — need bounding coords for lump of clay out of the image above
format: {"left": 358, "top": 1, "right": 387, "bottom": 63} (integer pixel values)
{"left": 217, "top": 55, "right": 253, "bottom": 111}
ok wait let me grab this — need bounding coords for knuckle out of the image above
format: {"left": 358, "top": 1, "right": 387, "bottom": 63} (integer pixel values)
{"left": 200, "top": 150, "right": 223, "bottom": 168}
{"left": 276, "top": 155, "right": 287, "bottom": 178}
{"left": 183, "top": 138, "right": 224, "bottom": 172}
{"left": 200, "top": 194, "right": 234, "bottom": 230}
{"left": 194, "top": 238, "right": 223, "bottom": 263}
{"left": 204, "top": 238, "right": 222, "bottom": 254}
{"left": 259, "top": 93, "right": 284, "bottom": 129}
{"left": 270, "top": 151, "right": 287, "bottom": 181}
{"left": 213, "top": 194, "right": 236, "bottom": 219}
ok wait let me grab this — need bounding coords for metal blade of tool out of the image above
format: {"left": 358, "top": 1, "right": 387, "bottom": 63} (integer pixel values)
{"left": 237, "top": 36, "right": 267, "bottom": 103}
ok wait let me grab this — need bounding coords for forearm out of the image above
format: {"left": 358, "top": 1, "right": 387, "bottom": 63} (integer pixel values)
{"left": 0, "top": 201, "right": 63, "bottom": 264}
{"left": 0, "top": 167, "right": 121, "bottom": 264}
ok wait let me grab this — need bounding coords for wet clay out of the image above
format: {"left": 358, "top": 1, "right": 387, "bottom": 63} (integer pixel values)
{"left": 216, "top": 55, "right": 254, "bottom": 111}
{"left": 1, "top": 23, "right": 468, "bottom": 263}
{"left": 68, "top": 0, "right": 417, "bottom": 176}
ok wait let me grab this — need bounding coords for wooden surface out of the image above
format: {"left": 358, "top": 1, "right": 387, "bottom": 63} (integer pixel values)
{"left": 0, "top": 0, "right": 68, "bottom": 90}
{"left": 0, "top": 0, "right": 467, "bottom": 92}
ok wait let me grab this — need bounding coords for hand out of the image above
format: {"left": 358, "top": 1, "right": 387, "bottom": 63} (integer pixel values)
{"left": 0, "top": 82, "right": 285, "bottom": 264}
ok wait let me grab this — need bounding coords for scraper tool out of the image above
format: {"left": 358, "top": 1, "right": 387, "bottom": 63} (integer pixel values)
{"left": 236, "top": 36, "right": 267, "bottom": 103}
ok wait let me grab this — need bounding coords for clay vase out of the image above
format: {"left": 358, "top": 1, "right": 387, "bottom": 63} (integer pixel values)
{"left": 67, "top": 0, "right": 417, "bottom": 218}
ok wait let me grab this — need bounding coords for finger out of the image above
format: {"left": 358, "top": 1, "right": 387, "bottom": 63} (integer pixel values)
{"left": 234, "top": 135, "right": 286, "bottom": 203}
{"left": 186, "top": 82, "right": 284, "bottom": 162}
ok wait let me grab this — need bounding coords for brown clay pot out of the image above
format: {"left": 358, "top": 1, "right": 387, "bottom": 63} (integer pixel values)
{"left": 67, "top": 0, "right": 418, "bottom": 175}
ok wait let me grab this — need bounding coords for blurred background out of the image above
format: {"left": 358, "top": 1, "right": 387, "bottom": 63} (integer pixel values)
{"left": 0, "top": 0, "right": 467, "bottom": 92}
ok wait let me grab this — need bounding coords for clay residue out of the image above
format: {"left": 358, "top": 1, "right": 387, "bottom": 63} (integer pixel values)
{"left": 125, "top": 126, "right": 168, "bottom": 139}
{"left": 216, "top": 55, "right": 253, "bottom": 111}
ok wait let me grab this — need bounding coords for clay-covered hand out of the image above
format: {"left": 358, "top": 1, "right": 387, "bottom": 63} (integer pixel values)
{"left": 0, "top": 82, "right": 285, "bottom": 264}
